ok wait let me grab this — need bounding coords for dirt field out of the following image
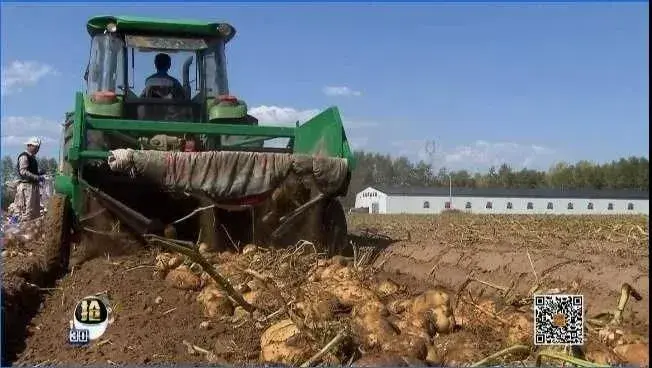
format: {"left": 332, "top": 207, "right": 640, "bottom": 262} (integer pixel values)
{"left": 2, "top": 212, "right": 649, "bottom": 367}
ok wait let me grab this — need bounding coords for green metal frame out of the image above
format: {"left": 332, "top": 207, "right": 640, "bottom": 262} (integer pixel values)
{"left": 55, "top": 92, "right": 356, "bottom": 216}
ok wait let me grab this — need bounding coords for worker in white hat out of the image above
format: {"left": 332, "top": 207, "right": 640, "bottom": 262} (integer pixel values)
{"left": 12, "top": 136, "right": 46, "bottom": 222}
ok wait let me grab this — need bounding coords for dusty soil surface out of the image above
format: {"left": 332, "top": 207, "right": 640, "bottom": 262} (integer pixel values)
{"left": 350, "top": 213, "right": 650, "bottom": 331}
{"left": 3, "top": 212, "right": 650, "bottom": 367}
{"left": 2, "top": 196, "right": 70, "bottom": 365}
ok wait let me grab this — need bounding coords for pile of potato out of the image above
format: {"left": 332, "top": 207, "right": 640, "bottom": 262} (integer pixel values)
{"left": 152, "top": 246, "right": 462, "bottom": 366}
{"left": 151, "top": 246, "right": 649, "bottom": 367}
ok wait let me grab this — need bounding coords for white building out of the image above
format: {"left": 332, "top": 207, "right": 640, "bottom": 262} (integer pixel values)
{"left": 353, "top": 186, "right": 649, "bottom": 215}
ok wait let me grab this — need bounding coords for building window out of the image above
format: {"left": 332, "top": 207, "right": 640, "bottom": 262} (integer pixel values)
{"left": 547, "top": 202, "right": 553, "bottom": 210}
{"left": 628, "top": 203, "right": 634, "bottom": 210}
{"left": 506, "top": 202, "right": 513, "bottom": 209}
{"left": 587, "top": 202, "right": 594, "bottom": 210}
{"left": 465, "top": 202, "right": 472, "bottom": 209}
{"left": 486, "top": 201, "right": 493, "bottom": 209}
{"left": 423, "top": 201, "right": 430, "bottom": 209}
{"left": 608, "top": 203, "right": 614, "bottom": 210}
{"left": 445, "top": 201, "right": 451, "bottom": 209}
{"left": 567, "top": 202, "right": 574, "bottom": 210}
{"left": 527, "top": 202, "right": 534, "bottom": 210}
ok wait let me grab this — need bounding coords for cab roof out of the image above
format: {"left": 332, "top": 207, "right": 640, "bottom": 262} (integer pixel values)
{"left": 86, "top": 15, "right": 236, "bottom": 42}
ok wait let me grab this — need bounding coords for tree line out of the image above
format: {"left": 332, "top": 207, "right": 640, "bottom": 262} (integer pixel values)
{"left": 342, "top": 152, "right": 649, "bottom": 207}
{"left": 1, "top": 153, "right": 648, "bottom": 209}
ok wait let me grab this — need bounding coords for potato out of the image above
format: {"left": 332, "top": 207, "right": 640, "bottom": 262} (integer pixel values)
{"left": 428, "top": 305, "right": 455, "bottom": 334}
{"left": 260, "top": 319, "right": 312, "bottom": 364}
{"left": 399, "top": 289, "right": 456, "bottom": 337}
{"left": 232, "top": 306, "right": 250, "bottom": 322}
{"left": 598, "top": 325, "right": 624, "bottom": 345}
{"left": 328, "top": 280, "right": 379, "bottom": 307}
{"left": 352, "top": 299, "right": 388, "bottom": 318}
{"left": 505, "top": 312, "right": 533, "bottom": 345}
{"left": 613, "top": 343, "right": 649, "bottom": 366}
{"left": 165, "top": 265, "right": 201, "bottom": 290}
{"left": 242, "top": 244, "right": 258, "bottom": 255}
{"left": 381, "top": 334, "right": 428, "bottom": 360}
{"left": 243, "top": 290, "right": 262, "bottom": 306}
{"left": 295, "top": 283, "right": 341, "bottom": 322}
{"left": 426, "top": 344, "right": 443, "bottom": 366}
{"left": 154, "top": 252, "right": 175, "bottom": 272}
{"left": 316, "top": 259, "right": 330, "bottom": 268}
{"left": 333, "top": 266, "right": 357, "bottom": 281}
{"left": 376, "top": 279, "right": 400, "bottom": 297}
{"left": 391, "top": 318, "right": 430, "bottom": 340}
{"left": 319, "top": 263, "right": 347, "bottom": 281}
{"left": 352, "top": 310, "right": 399, "bottom": 349}
{"left": 351, "top": 300, "right": 400, "bottom": 349}
{"left": 196, "top": 286, "right": 234, "bottom": 318}
{"left": 167, "top": 255, "right": 184, "bottom": 269}
{"left": 198, "top": 242, "right": 216, "bottom": 254}
{"left": 411, "top": 289, "right": 450, "bottom": 316}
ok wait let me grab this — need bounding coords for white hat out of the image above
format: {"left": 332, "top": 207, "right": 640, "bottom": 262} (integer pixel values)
{"left": 24, "top": 136, "right": 42, "bottom": 147}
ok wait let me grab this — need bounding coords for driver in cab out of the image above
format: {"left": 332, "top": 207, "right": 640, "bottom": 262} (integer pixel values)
{"left": 142, "top": 53, "right": 186, "bottom": 99}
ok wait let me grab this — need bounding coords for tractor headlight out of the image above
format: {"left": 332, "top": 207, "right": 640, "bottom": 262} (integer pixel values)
{"left": 106, "top": 23, "right": 117, "bottom": 33}
{"left": 217, "top": 24, "right": 232, "bottom": 37}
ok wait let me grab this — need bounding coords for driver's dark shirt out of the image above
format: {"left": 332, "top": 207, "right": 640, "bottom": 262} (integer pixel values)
{"left": 145, "top": 71, "right": 183, "bottom": 91}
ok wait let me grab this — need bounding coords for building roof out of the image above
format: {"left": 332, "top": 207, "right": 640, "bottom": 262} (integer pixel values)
{"left": 369, "top": 186, "right": 650, "bottom": 200}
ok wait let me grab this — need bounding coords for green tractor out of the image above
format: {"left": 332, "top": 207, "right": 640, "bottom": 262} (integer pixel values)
{"left": 49, "top": 15, "right": 355, "bottom": 269}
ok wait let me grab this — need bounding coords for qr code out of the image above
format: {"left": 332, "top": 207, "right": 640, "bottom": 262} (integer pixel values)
{"left": 534, "top": 294, "right": 584, "bottom": 345}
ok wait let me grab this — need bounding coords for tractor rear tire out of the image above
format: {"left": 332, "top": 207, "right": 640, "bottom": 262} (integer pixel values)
{"left": 322, "top": 198, "right": 350, "bottom": 257}
{"left": 43, "top": 194, "right": 73, "bottom": 274}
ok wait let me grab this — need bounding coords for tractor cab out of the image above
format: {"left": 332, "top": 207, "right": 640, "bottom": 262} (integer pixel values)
{"left": 84, "top": 16, "right": 237, "bottom": 124}
{"left": 53, "top": 15, "right": 355, "bottom": 257}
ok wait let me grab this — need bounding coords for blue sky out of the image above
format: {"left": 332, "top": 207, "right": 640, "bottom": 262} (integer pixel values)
{"left": 1, "top": 2, "right": 649, "bottom": 172}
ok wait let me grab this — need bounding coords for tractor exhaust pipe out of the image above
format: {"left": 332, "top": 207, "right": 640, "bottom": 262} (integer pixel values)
{"left": 182, "top": 56, "right": 193, "bottom": 99}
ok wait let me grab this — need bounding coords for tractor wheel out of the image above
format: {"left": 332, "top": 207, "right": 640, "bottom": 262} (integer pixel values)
{"left": 322, "top": 198, "right": 350, "bottom": 257}
{"left": 43, "top": 193, "right": 73, "bottom": 274}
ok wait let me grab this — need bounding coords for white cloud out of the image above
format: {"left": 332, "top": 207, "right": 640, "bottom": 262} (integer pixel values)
{"left": 249, "top": 105, "right": 321, "bottom": 126}
{"left": 322, "top": 86, "right": 362, "bottom": 97}
{"left": 249, "top": 105, "right": 373, "bottom": 152}
{"left": 1, "top": 61, "right": 59, "bottom": 96}
{"left": 1, "top": 116, "right": 62, "bottom": 155}
{"left": 249, "top": 105, "right": 378, "bottom": 130}
{"left": 391, "top": 139, "right": 557, "bottom": 172}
